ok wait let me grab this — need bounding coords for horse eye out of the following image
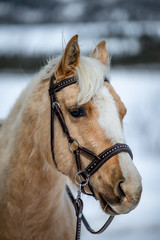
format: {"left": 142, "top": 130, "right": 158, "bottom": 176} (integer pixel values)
{"left": 69, "top": 107, "right": 86, "bottom": 118}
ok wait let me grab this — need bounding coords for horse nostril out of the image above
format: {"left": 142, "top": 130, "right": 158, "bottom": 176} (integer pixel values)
{"left": 116, "top": 179, "right": 126, "bottom": 197}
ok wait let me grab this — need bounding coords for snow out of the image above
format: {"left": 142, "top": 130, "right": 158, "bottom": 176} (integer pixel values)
{"left": 0, "top": 66, "right": 160, "bottom": 239}
{"left": 0, "top": 72, "right": 32, "bottom": 118}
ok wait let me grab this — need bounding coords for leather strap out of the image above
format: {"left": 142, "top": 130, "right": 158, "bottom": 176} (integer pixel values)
{"left": 82, "top": 214, "right": 114, "bottom": 234}
{"left": 74, "top": 198, "right": 83, "bottom": 240}
{"left": 73, "top": 149, "right": 97, "bottom": 198}
{"left": 50, "top": 92, "right": 58, "bottom": 169}
{"left": 81, "top": 144, "right": 133, "bottom": 179}
{"left": 49, "top": 76, "right": 77, "bottom": 95}
{"left": 66, "top": 185, "right": 114, "bottom": 238}
{"left": 49, "top": 74, "right": 75, "bottom": 169}
{"left": 54, "top": 104, "right": 73, "bottom": 143}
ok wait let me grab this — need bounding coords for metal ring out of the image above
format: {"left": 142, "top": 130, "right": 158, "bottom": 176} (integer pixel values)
{"left": 52, "top": 102, "right": 61, "bottom": 109}
{"left": 69, "top": 138, "right": 80, "bottom": 153}
{"left": 75, "top": 171, "right": 89, "bottom": 187}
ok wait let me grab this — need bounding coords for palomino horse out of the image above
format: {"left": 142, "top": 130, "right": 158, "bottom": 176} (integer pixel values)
{"left": 0, "top": 35, "right": 142, "bottom": 240}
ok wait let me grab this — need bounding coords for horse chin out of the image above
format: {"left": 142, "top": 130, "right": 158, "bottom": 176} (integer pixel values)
{"left": 98, "top": 193, "right": 120, "bottom": 216}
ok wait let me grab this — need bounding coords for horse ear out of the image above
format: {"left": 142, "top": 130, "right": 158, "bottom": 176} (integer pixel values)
{"left": 57, "top": 35, "right": 80, "bottom": 75}
{"left": 91, "top": 40, "right": 109, "bottom": 65}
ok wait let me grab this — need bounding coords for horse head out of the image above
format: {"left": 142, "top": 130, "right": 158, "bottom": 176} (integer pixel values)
{"left": 48, "top": 35, "right": 142, "bottom": 215}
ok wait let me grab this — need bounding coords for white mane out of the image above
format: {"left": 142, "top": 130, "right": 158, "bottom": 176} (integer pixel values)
{"left": 41, "top": 54, "right": 110, "bottom": 105}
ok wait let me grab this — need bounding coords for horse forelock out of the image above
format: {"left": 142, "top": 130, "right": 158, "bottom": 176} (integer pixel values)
{"left": 75, "top": 56, "right": 110, "bottom": 105}
{"left": 41, "top": 55, "right": 110, "bottom": 105}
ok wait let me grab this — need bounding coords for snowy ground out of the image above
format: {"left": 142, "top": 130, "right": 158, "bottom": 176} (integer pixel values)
{"left": 0, "top": 66, "right": 160, "bottom": 240}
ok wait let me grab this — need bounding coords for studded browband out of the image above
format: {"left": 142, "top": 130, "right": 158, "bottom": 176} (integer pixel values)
{"left": 48, "top": 74, "right": 133, "bottom": 240}
{"left": 49, "top": 75, "right": 77, "bottom": 94}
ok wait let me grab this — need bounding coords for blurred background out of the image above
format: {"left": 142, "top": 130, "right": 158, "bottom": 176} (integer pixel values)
{"left": 0, "top": 0, "right": 160, "bottom": 239}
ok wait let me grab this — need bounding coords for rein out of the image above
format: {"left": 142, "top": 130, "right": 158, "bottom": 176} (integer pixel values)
{"left": 48, "top": 74, "right": 133, "bottom": 240}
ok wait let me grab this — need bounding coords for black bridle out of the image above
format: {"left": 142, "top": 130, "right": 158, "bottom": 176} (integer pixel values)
{"left": 49, "top": 74, "right": 133, "bottom": 240}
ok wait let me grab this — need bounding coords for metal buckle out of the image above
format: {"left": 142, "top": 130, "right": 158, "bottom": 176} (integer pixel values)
{"left": 69, "top": 138, "right": 80, "bottom": 153}
{"left": 52, "top": 102, "right": 61, "bottom": 109}
{"left": 75, "top": 171, "right": 89, "bottom": 187}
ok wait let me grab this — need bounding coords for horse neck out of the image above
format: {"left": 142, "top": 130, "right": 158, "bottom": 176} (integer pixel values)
{"left": 9, "top": 77, "right": 66, "bottom": 195}
{"left": 0, "top": 78, "right": 75, "bottom": 239}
